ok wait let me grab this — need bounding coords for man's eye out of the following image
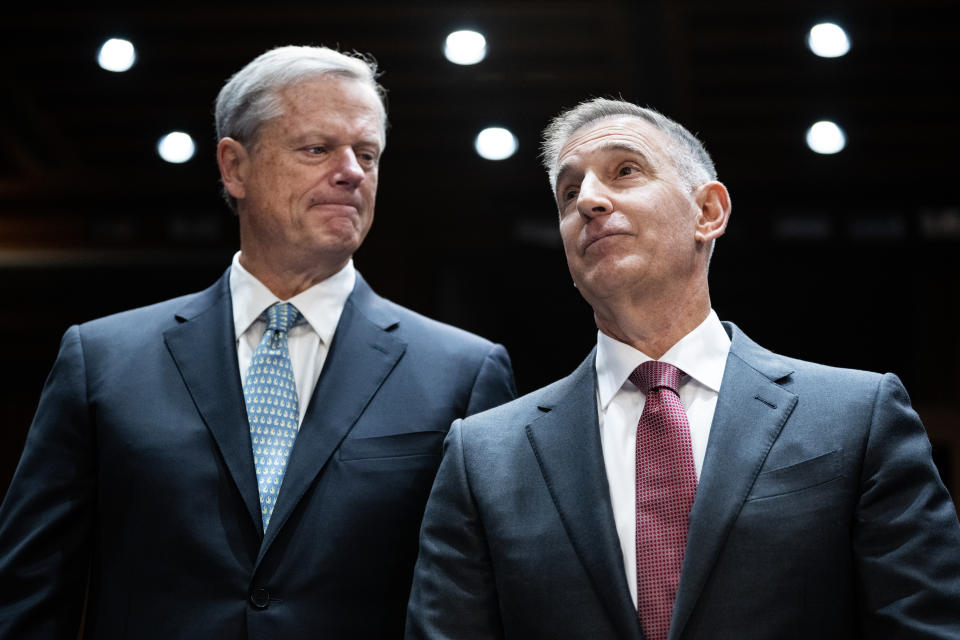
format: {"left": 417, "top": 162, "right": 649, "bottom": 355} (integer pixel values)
{"left": 563, "top": 188, "right": 578, "bottom": 201}
{"left": 618, "top": 165, "right": 635, "bottom": 176}
{"left": 305, "top": 146, "right": 326, "bottom": 155}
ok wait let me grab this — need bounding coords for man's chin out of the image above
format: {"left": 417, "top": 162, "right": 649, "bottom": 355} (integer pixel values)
{"left": 574, "top": 259, "right": 644, "bottom": 298}
{"left": 305, "top": 229, "right": 367, "bottom": 260}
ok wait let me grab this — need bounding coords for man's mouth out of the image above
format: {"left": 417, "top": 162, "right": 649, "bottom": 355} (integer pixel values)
{"left": 583, "top": 229, "right": 628, "bottom": 252}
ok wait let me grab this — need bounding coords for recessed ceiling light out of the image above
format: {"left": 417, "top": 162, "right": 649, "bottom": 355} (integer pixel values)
{"left": 475, "top": 127, "right": 517, "bottom": 160}
{"left": 98, "top": 38, "right": 136, "bottom": 72}
{"left": 157, "top": 131, "right": 196, "bottom": 164}
{"left": 806, "top": 121, "right": 846, "bottom": 154}
{"left": 807, "top": 23, "right": 851, "bottom": 58}
{"left": 444, "top": 30, "right": 487, "bottom": 65}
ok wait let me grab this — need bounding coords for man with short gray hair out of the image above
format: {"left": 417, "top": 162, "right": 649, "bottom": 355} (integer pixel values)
{"left": 406, "top": 97, "right": 960, "bottom": 639}
{"left": 0, "top": 45, "right": 516, "bottom": 639}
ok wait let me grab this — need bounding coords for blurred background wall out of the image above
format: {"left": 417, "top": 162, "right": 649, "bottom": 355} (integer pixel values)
{"left": 1, "top": 0, "right": 958, "bottom": 505}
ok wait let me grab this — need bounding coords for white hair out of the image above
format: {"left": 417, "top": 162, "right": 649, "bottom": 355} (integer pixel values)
{"left": 540, "top": 98, "right": 716, "bottom": 192}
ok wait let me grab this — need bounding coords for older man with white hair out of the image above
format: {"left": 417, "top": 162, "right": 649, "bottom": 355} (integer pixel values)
{"left": 0, "top": 45, "right": 516, "bottom": 639}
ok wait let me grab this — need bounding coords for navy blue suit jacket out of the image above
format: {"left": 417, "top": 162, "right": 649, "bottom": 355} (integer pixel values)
{"left": 0, "top": 269, "right": 516, "bottom": 639}
{"left": 407, "top": 323, "right": 960, "bottom": 639}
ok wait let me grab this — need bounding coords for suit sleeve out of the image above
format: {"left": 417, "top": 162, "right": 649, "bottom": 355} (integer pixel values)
{"left": 465, "top": 343, "right": 517, "bottom": 416}
{"left": 0, "top": 326, "right": 94, "bottom": 639}
{"left": 854, "top": 373, "right": 960, "bottom": 638}
{"left": 406, "top": 419, "right": 505, "bottom": 640}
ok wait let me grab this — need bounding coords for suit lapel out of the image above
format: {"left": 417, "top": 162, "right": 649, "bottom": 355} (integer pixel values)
{"left": 669, "top": 323, "right": 798, "bottom": 640}
{"left": 258, "top": 274, "right": 406, "bottom": 558}
{"left": 163, "top": 271, "right": 264, "bottom": 533}
{"left": 526, "top": 350, "right": 644, "bottom": 640}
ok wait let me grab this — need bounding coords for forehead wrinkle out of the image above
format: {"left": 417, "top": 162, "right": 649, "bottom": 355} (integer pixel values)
{"left": 277, "top": 77, "right": 386, "bottom": 146}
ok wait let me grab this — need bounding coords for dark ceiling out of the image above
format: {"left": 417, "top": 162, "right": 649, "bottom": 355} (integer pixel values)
{"left": 3, "top": 1, "right": 958, "bottom": 252}
{"left": 1, "top": 2, "right": 959, "bottom": 492}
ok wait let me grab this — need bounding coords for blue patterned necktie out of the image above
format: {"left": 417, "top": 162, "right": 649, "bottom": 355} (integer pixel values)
{"left": 243, "top": 302, "right": 304, "bottom": 531}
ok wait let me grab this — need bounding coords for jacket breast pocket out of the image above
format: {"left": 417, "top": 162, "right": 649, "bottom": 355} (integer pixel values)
{"left": 337, "top": 430, "right": 446, "bottom": 470}
{"left": 747, "top": 449, "right": 843, "bottom": 501}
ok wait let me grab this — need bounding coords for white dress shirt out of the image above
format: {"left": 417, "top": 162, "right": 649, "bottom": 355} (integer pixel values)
{"left": 229, "top": 251, "right": 355, "bottom": 425}
{"left": 595, "top": 309, "right": 731, "bottom": 606}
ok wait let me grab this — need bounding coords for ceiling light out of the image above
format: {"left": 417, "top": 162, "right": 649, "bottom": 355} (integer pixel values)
{"left": 98, "top": 38, "right": 137, "bottom": 72}
{"left": 444, "top": 30, "right": 487, "bottom": 65}
{"left": 157, "top": 132, "right": 196, "bottom": 164}
{"left": 807, "top": 23, "right": 850, "bottom": 58}
{"left": 806, "top": 121, "right": 846, "bottom": 154}
{"left": 475, "top": 127, "right": 517, "bottom": 160}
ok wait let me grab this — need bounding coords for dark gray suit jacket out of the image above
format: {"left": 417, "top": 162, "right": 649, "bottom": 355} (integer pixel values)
{"left": 406, "top": 323, "right": 960, "bottom": 639}
{"left": 0, "top": 269, "right": 517, "bottom": 639}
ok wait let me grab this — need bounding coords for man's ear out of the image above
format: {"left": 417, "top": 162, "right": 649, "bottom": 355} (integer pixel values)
{"left": 217, "top": 137, "right": 249, "bottom": 201}
{"left": 694, "top": 181, "right": 731, "bottom": 244}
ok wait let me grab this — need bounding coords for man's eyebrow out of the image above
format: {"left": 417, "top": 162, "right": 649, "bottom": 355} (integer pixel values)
{"left": 288, "top": 132, "right": 382, "bottom": 152}
{"left": 555, "top": 162, "right": 577, "bottom": 193}
{"left": 598, "top": 141, "right": 651, "bottom": 164}
{"left": 555, "top": 141, "right": 653, "bottom": 194}
{"left": 288, "top": 132, "right": 328, "bottom": 147}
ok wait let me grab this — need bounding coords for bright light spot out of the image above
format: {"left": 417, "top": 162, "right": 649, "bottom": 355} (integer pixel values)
{"left": 475, "top": 127, "right": 517, "bottom": 160}
{"left": 807, "top": 23, "right": 850, "bottom": 58}
{"left": 98, "top": 38, "right": 136, "bottom": 72}
{"left": 157, "top": 131, "right": 196, "bottom": 164}
{"left": 444, "top": 30, "right": 487, "bottom": 65}
{"left": 806, "top": 121, "right": 846, "bottom": 154}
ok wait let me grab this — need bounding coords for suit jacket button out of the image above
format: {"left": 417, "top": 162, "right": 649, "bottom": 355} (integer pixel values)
{"left": 250, "top": 587, "right": 270, "bottom": 609}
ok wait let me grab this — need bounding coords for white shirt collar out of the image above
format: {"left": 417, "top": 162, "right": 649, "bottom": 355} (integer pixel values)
{"left": 596, "top": 309, "right": 730, "bottom": 411}
{"left": 229, "top": 251, "right": 356, "bottom": 346}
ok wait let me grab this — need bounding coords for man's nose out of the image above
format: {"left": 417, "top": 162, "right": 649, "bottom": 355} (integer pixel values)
{"left": 577, "top": 173, "right": 612, "bottom": 219}
{"left": 333, "top": 148, "right": 364, "bottom": 188}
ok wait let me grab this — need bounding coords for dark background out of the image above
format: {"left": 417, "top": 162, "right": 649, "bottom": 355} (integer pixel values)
{"left": 2, "top": 1, "right": 958, "bottom": 504}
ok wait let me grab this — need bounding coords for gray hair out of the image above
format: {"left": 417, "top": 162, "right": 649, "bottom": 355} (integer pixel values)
{"left": 215, "top": 45, "right": 388, "bottom": 211}
{"left": 540, "top": 98, "right": 716, "bottom": 192}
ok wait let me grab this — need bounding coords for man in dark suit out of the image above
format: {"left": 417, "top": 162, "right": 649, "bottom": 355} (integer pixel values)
{"left": 406, "top": 98, "right": 960, "bottom": 639}
{"left": 0, "top": 45, "right": 516, "bottom": 638}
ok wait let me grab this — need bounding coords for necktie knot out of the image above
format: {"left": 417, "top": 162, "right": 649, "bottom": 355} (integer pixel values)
{"left": 265, "top": 302, "right": 303, "bottom": 334}
{"left": 629, "top": 360, "right": 684, "bottom": 396}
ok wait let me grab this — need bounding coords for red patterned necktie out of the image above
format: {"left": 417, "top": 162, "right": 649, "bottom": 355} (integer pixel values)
{"left": 629, "top": 361, "right": 697, "bottom": 640}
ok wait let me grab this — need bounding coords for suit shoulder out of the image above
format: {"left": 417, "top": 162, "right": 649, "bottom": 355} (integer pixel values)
{"left": 727, "top": 323, "right": 889, "bottom": 392}
{"left": 774, "top": 352, "right": 886, "bottom": 387}
{"left": 372, "top": 296, "right": 499, "bottom": 352}
{"left": 451, "top": 373, "right": 588, "bottom": 470}
{"left": 75, "top": 287, "right": 219, "bottom": 349}
{"left": 737, "top": 346, "right": 896, "bottom": 407}
{"left": 459, "top": 373, "right": 573, "bottom": 434}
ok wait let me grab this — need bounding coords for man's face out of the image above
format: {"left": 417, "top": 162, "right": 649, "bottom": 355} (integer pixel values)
{"left": 234, "top": 76, "right": 383, "bottom": 271}
{"left": 554, "top": 115, "right": 703, "bottom": 308}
